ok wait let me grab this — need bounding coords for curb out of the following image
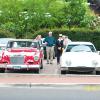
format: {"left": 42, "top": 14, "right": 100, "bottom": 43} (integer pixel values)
{"left": 1, "top": 83, "right": 100, "bottom": 88}
{"left": 0, "top": 74, "right": 100, "bottom": 87}
{"left": 0, "top": 73, "right": 100, "bottom": 77}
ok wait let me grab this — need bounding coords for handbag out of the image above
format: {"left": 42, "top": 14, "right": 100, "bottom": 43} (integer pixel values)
{"left": 58, "top": 47, "right": 61, "bottom": 50}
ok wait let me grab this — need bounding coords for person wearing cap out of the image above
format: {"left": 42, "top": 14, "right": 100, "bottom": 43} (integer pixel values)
{"left": 43, "top": 31, "right": 56, "bottom": 64}
{"left": 56, "top": 34, "right": 63, "bottom": 65}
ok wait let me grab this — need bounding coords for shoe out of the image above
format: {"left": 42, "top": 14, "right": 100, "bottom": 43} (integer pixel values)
{"left": 57, "top": 62, "right": 60, "bottom": 65}
{"left": 46, "top": 62, "right": 49, "bottom": 64}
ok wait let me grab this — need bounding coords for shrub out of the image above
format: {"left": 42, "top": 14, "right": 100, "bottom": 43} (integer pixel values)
{"left": 0, "top": 29, "right": 15, "bottom": 38}
{"left": 33, "top": 28, "right": 100, "bottom": 50}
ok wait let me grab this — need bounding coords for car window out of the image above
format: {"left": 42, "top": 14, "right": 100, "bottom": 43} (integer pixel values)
{"left": 31, "top": 42, "right": 38, "bottom": 48}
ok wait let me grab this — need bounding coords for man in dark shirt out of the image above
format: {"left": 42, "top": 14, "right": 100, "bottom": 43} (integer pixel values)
{"left": 56, "top": 34, "right": 63, "bottom": 65}
{"left": 43, "top": 31, "right": 56, "bottom": 64}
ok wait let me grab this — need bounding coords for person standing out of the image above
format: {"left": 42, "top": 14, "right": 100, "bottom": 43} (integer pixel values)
{"left": 43, "top": 31, "right": 56, "bottom": 64}
{"left": 37, "top": 35, "right": 42, "bottom": 46}
{"left": 56, "top": 34, "right": 63, "bottom": 65}
{"left": 63, "top": 35, "right": 71, "bottom": 48}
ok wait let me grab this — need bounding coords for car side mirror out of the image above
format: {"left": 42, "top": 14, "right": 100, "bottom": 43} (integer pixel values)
{"left": 39, "top": 45, "right": 43, "bottom": 50}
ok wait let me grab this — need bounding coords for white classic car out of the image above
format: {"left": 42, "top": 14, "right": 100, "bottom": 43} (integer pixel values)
{"left": 0, "top": 39, "right": 44, "bottom": 73}
{"left": 60, "top": 42, "right": 100, "bottom": 74}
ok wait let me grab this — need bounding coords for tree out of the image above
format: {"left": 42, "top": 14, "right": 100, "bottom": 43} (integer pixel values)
{"left": 0, "top": 0, "right": 98, "bottom": 38}
{"left": 64, "top": 0, "right": 87, "bottom": 28}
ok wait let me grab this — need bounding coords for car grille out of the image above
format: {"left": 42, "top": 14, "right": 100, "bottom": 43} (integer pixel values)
{"left": 10, "top": 56, "right": 24, "bottom": 64}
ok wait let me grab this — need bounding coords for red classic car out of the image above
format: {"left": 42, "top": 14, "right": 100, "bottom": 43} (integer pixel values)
{"left": 0, "top": 39, "right": 44, "bottom": 73}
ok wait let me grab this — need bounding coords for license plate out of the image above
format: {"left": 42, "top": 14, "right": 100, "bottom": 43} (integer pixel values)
{"left": 13, "top": 66, "right": 21, "bottom": 69}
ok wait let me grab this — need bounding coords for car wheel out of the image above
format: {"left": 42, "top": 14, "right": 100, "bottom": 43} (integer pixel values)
{"left": 34, "top": 68, "right": 40, "bottom": 74}
{"left": 0, "top": 69, "right": 5, "bottom": 73}
{"left": 40, "top": 60, "right": 43, "bottom": 69}
{"left": 61, "top": 70, "right": 66, "bottom": 74}
{"left": 96, "top": 71, "right": 100, "bottom": 75}
{"left": 92, "top": 70, "right": 96, "bottom": 75}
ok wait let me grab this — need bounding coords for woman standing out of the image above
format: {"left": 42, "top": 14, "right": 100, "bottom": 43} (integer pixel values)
{"left": 56, "top": 34, "right": 63, "bottom": 65}
{"left": 63, "top": 35, "right": 71, "bottom": 48}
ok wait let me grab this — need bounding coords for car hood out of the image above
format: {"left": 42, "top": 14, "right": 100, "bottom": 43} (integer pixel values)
{"left": 61, "top": 52, "right": 100, "bottom": 67}
{"left": 4, "top": 48, "right": 40, "bottom": 57}
{"left": 62, "top": 52, "right": 100, "bottom": 59}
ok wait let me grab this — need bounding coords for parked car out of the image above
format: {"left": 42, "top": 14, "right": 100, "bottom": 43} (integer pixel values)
{"left": 60, "top": 41, "right": 100, "bottom": 74}
{"left": 0, "top": 39, "right": 44, "bottom": 73}
{"left": 0, "top": 38, "right": 15, "bottom": 72}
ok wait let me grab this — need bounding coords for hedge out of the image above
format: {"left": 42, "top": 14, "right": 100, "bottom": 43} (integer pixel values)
{"left": 0, "top": 29, "right": 15, "bottom": 38}
{"left": 32, "top": 28, "right": 100, "bottom": 50}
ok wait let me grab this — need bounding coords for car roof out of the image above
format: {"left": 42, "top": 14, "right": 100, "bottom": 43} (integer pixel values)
{"left": 67, "top": 41, "right": 94, "bottom": 45}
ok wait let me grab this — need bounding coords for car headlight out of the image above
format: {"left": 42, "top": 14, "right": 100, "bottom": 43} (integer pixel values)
{"left": 92, "top": 60, "right": 98, "bottom": 66}
{"left": 66, "top": 60, "right": 71, "bottom": 66}
{"left": 34, "top": 56, "right": 39, "bottom": 61}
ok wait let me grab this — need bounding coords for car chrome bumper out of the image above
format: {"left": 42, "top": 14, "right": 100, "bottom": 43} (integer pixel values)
{"left": 60, "top": 66, "right": 96, "bottom": 72}
{"left": 0, "top": 64, "right": 6, "bottom": 68}
{"left": 6, "top": 64, "right": 40, "bottom": 70}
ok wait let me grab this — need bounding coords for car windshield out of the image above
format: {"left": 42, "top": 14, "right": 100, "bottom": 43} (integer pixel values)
{"left": 70, "top": 45, "right": 92, "bottom": 52}
{"left": 66, "top": 44, "right": 96, "bottom": 52}
{"left": 7, "top": 41, "right": 34, "bottom": 48}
